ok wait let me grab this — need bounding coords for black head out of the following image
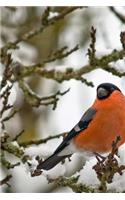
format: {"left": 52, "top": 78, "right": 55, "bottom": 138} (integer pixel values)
{"left": 97, "top": 83, "right": 121, "bottom": 100}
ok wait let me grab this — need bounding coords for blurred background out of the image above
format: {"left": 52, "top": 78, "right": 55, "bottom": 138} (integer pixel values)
{"left": 0, "top": 6, "right": 125, "bottom": 192}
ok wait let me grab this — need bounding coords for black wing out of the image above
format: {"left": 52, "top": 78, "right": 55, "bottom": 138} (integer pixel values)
{"left": 54, "top": 107, "right": 97, "bottom": 155}
{"left": 36, "top": 107, "right": 97, "bottom": 171}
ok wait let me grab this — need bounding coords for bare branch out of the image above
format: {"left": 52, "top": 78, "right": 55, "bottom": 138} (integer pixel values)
{"left": 43, "top": 45, "right": 79, "bottom": 64}
{"left": 18, "top": 79, "right": 70, "bottom": 109}
{"left": 19, "top": 132, "right": 67, "bottom": 147}
{"left": 1, "top": 109, "right": 19, "bottom": 123}
{"left": 120, "top": 31, "right": 125, "bottom": 50}
{"left": 109, "top": 7, "right": 125, "bottom": 24}
{"left": 88, "top": 26, "right": 96, "bottom": 65}
{"left": 12, "top": 129, "right": 25, "bottom": 141}
{"left": 0, "top": 54, "right": 13, "bottom": 88}
{"left": 41, "top": 7, "right": 51, "bottom": 25}
{"left": 0, "top": 175, "right": 12, "bottom": 187}
{"left": 0, "top": 84, "right": 13, "bottom": 118}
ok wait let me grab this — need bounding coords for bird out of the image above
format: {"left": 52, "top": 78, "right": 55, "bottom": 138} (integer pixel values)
{"left": 35, "top": 83, "right": 125, "bottom": 172}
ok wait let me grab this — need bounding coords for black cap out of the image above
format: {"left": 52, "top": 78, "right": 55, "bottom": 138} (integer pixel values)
{"left": 97, "top": 83, "right": 121, "bottom": 100}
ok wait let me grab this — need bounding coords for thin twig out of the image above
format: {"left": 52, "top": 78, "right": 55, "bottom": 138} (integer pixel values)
{"left": 109, "top": 7, "right": 125, "bottom": 24}
{"left": 44, "top": 45, "right": 79, "bottom": 64}
{"left": 120, "top": 31, "right": 125, "bottom": 50}
{"left": 12, "top": 129, "right": 25, "bottom": 141}
{"left": 19, "top": 132, "right": 66, "bottom": 147}
{"left": 0, "top": 175, "right": 12, "bottom": 187}
{"left": 18, "top": 79, "right": 70, "bottom": 109}
{"left": 0, "top": 84, "right": 13, "bottom": 117}
{"left": 88, "top": 26, "right": 96, "bottom": 65}
{"left": 0, "top": 54, "right": 13, "bottom": 89}
{"left": 93, "top": 136, "right": 125, "bottom": 192}
{"left": 1, "top": 109, "right": 19, "bottom": 123}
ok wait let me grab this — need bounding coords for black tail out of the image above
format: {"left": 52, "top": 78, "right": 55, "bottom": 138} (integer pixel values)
{"left": 36, "top": 154, "right": 68, "bottom": 171}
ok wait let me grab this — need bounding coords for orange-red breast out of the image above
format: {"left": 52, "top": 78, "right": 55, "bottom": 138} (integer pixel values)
{"left": 36, "top": 83, "right": 125, "bottom": 171}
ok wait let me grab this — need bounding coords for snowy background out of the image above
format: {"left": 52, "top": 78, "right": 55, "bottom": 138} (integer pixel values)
{"left": 0, "top": 6, "right": 125, "bottom": 192}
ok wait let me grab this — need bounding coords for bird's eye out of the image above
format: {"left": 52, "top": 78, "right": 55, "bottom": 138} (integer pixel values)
{"left": 97, "top": 87, "right": 109, "bottom": 99}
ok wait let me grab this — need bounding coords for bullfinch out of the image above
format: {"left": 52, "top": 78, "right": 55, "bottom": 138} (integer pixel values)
{"left": 36, "top": 83, "right": 125, "bottom": 171}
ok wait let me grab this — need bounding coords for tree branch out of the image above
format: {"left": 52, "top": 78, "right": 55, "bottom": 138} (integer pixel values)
{"left": 1, "top": 140, "right": 31, "bottom": 163}
{"left": 19, "top": 132, "right": 67, "bottom": 147}
{"left": 120, "top": 31, "right": 125, "bottom": 50}
{"left": 43, "top": 45, "right": 79, "bottom": 64}
{"left": 1, "top": 152, "right": 20, "bottom": 169}
{"left": 88, "top": 26, "right": 96, "bottom": 65}
{"left": 48, "top": 176, "right": 94, "bottom": 193}
{"left": 1, "top": 7, "right": 83, "bottom": 54}
{"left": 0, "top": 175, "right": 12, "bottom": 187}
{"left": 109, "top": 7, "right": 125, "bottom": 24}
{"left": 13, "top": 49, "right": 125, "bottom": 86}
{"left": 93, "top": 136, "right": 125, "bottom": 192}
{"left": 18, "top": 79, "right": 70, "bottom": 109}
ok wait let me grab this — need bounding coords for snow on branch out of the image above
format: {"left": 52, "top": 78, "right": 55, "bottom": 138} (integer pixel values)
{"left": 93, "top": 136, "right": 125, "bottom": 192}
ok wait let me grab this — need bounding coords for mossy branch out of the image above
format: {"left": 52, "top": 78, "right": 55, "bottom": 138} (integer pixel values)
{"left": 18, "top": 79, "right": 70, "bottom": 109}
{"left": 19, "top": 132, "right": 66, "bottom": 147}
{"left": 48, "top": 176, "right": 94, "bottom": 193}
{"left": 12, "top": 49, "right": 125, "bottom": 86}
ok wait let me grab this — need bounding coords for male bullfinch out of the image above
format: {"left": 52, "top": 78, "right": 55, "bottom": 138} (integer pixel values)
{"left": 36, "top": 83, "right": 125, "bottom": 171}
